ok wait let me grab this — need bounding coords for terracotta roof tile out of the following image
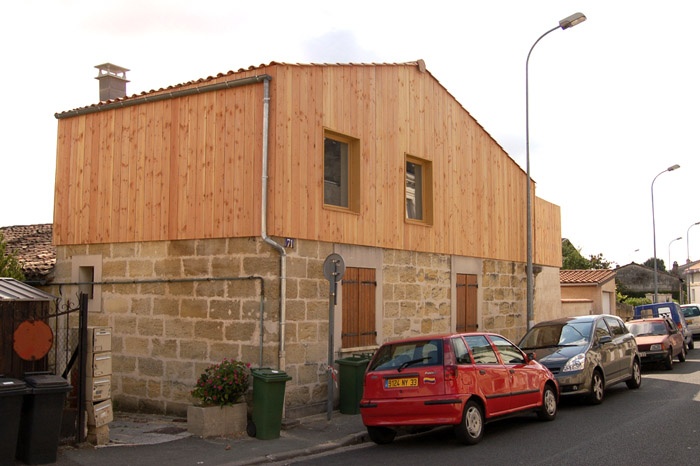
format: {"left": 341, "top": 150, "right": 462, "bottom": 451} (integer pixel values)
{"left": 560, "top": 269, "right": 616, "bottom": 285}
{"left": 0, "top": 224, "right": 55, "bottom": 282}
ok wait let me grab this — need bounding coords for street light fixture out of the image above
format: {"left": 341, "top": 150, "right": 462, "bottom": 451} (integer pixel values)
{"left": 687, "top": 221, "right": 700, "bottom": 263}
{"left": 526, "top": 12, "right": 587, "bottom": 330}
{"left": 651, "top": 164, "right": 680, "bottom": 302}
{"left": 669, "top": 236, "right": 682, "bottom": 272}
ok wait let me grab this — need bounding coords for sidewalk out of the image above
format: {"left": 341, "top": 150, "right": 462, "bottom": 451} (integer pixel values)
{"left": 54, "top": 411, "right": 368, "bottom": 466}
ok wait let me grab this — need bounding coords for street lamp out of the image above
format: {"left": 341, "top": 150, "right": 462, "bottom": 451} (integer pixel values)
{"left": 669, "top": 236, "right": 682, "bottom": 271}
{"left": 687, "top": 221, "right": 700, "bottom": 262}
{"left": 651, "top": 164, "right": 680, "bottom": 302}
{"left": 526, "top": 12, "right": 587, "bottom": 330}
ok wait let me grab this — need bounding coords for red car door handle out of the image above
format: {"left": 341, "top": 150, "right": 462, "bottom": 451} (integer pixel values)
{"left": 479, "top": 369, "right": 486, "bottom": 375}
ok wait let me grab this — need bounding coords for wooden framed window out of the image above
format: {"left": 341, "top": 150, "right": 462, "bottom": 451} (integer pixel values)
{"left": 324, "top": 130, "right": 360, "bottom": 212}
{"left": 341, "top": 267, "right": 377, "bottom": 348}
{"left": 405, "top": 155, "right": 433, "bottom": 224}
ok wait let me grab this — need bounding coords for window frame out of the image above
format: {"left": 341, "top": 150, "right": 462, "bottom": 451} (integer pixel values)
{"left": 323, "top": 129, "right": 360, "bottom": 213}
{"left": 404, "top": 154, "right": 433, "bottom": 225}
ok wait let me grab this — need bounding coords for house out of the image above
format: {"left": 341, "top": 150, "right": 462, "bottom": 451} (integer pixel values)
{"left": 615, "top": 262, "right": 683, "bottom": 303}
{"left": 49, "top": 60, "right": 563, "bottom": 417}
{"left": 679, "top": 260, "right": 700, "bottom": 303}
{"left": 560, "top": 269, "right": 616, "bottom": 316}
{"left": 0, "top": 224, "right": 55, "bottom": 284}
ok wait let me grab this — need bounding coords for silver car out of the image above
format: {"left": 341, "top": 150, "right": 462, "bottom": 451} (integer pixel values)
{"left": 519, "top": 315, "right": 642, "bottom": 404}
{"left": 681, "top": 304, "right": 700, "bottom": 338}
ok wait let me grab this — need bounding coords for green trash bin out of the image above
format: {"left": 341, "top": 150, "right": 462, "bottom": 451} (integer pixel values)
{"left": 335, "top": 356, "right": 370, "bottom": 415}
{"left": 250, "top": 368, "right": 291, "bottom": 440}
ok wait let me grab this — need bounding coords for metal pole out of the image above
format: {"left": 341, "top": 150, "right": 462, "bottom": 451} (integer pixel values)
{"left": 525, "top": 12, "right": 586, "bottom": 330}
{"left": 327, "top": 279, "right": 336, "bottom": 420}
{"left": 651, "top": 164, "right": 680, "bottom": 302}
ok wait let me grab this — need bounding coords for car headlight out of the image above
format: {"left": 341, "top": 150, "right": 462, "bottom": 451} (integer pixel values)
{"left": 650, "top": 344, "right": 661, "bottom": 351}
{"left": 562, "top": 353, "right": 586, "bottom": 372}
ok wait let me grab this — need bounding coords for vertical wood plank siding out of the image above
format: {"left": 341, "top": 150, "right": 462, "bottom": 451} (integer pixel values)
{"left": 54, "top": 63, "right": 561, "bottom": 267}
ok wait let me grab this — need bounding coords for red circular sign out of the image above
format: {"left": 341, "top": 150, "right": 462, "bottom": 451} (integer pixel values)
{"left": 13, "top": 320, "right": 54, "bottom": 361}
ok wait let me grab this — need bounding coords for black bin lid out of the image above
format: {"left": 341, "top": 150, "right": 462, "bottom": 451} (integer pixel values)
{"left": 0, "top": 377, "right": 27, "bottom": 395}
{"left": 24, "top": 374, "right": 71, "bottom": 393}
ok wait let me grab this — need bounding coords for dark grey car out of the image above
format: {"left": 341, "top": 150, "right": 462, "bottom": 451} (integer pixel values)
{"left": 519, "top": 315, "right": 642, "bottom": 404}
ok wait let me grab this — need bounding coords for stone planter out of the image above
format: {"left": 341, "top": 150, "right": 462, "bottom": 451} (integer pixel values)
{"left": 187, "top": 403, "right": 247, "bottom": 437}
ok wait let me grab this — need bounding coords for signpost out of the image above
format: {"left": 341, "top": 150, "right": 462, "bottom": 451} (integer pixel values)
{"left": 323, "top": 253, "right": 345, "bottom": 420}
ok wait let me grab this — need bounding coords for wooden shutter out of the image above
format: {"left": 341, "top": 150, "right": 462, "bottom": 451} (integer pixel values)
{"left": 341, "top": 267, "right": 377, "bottom": 348}
{"left": 456, "top": 274, "right": 478, "bottom": 333}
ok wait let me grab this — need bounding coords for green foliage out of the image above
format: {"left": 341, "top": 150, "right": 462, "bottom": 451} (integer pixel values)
{"left": 0, "top": 232, "right": 24, "bottom": 280}
{"left": 191, "top": 359, "right": 251, "bottom": 406}
{"left": 643, "top": 257, "right": 665, "bottom": 272}
{"left": 562, "top": 238, "right": 614, "bottom": 270}
{"left": 562, "top": 239, "right": 590, "bottom": 269}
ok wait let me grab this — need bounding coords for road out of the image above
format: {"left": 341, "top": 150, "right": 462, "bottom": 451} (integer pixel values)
{"left": 287, "top": 349, "right": 700, "bottom": 465}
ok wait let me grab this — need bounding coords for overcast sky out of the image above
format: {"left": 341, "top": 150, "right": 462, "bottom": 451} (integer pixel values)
{"left": 2, "top": 1, "right": 698, "bottom": 269}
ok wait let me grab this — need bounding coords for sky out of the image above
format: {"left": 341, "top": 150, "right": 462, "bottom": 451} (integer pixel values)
{"left": 1, "top": 0, "right": 699, "bottom": 269}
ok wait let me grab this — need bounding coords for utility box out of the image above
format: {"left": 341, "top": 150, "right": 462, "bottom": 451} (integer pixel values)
{"left": 87, "top": 352, "right": 112, "bottom": 378}
{"left": 86, "top": 399, "right": 113, "bottom": 428}
{"left": 85, "top": 376, "right": 111, "bottom": 402}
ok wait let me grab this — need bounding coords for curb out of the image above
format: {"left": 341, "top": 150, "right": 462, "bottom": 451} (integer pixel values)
{"left": 230, "top": 431, "right": 368, "bottom": 465}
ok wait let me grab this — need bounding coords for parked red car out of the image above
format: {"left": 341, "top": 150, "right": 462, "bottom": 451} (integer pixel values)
{"left": 627, "top": 317, "right": 686, "bottom": 370}
{"left": 359, "top": 332, "right": 559, "bottom": 445}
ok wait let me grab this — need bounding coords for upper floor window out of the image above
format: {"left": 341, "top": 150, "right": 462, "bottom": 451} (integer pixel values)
{"left": 324, "top": 130, "right": 359, "bottom": 212}
{"left": 405, "top": 155, "right": 433, "bottom": 224}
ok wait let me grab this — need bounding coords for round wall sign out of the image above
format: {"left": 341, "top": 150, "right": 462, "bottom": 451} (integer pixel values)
{"left": 13, "top": 319, "right": 54, "bottom": 361}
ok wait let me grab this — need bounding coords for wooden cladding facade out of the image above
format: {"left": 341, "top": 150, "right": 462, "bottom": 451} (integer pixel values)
{"left": 54, "top": 62, "right": 561, "bottom": 267}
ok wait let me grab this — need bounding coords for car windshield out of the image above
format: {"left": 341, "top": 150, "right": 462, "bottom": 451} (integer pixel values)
{"left": 628, "top": 321, "right": 667, "bottom": 337}
{"left": 368, "top": 339, "right": 443, "bottom": 372}
{"left": 520, "top": 321, "right": 592, "bottom": 349}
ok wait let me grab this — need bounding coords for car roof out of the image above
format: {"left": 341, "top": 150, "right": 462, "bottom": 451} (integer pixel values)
{"left": 381, "top": 332, "right": 503, "bottom": 345}
{"left": 531, "top": 314, "right": 611, "bottom": 327}
{"left": 627, "top": 317, "right": 669, "bottom": 323}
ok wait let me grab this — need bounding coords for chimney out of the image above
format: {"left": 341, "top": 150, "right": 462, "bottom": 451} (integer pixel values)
{"left": 94, "top": 63, "right": 130, "bottom": 101}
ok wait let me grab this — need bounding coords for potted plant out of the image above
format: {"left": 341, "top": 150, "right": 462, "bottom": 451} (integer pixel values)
{"left": 187, "top": 359, "right": 251, "bottom": 437}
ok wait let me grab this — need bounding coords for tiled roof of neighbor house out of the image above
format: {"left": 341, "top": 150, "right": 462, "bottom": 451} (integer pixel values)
{"left": 560, "top": 269, "right": 616, "bottom": 285}
{"left": 0, "top": 224, "right": 55, "bottom": 282}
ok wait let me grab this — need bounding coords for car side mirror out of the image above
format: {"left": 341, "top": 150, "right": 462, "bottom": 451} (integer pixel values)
{"left": 526, "top": 352, "right": 537, "bottom": 361}
{"left": 598, "top": 335, "right": 612, "bottom": 345}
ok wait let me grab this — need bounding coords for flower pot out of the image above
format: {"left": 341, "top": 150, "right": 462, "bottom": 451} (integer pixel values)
{"left": 187, "top": 403, "right": 247, "bottom": 437}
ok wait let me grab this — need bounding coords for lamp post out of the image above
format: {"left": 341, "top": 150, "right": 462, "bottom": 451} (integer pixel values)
{"left": 526, "top": 12, "right": 587, "bottom": 330}
{"left": 651, "top": 164, "right": 680, "bottom": 302}
{"left": 668, "top": 236, "right": 682, "bottom": 272}
{"left": 687, "top": 221, "right": 700, "bottom": 263}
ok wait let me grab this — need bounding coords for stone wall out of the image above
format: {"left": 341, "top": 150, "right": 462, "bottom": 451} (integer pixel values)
{"left": 52, "top": 238, "right": 531, "bottom": 418}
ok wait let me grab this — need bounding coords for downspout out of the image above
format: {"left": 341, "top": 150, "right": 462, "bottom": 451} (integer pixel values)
{"left": 259, "top": 77, "right": 287, "bottom": 372}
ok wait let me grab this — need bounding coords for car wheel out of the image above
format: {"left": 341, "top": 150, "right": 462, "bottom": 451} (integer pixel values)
{"left": 455, "top": 400, "right": 484, "bottom": 445}
{"left": 664, "top": 350, "right": 674, "bottom": 370}
{"left": 537, "top": 384, "right": 557, "bottom": 421}
{"left": 689, "top": 339, "right": 695, "bottom": 350}
{"left": 587, "top": 370, "right": 604, "bottom": 405}
{"left": 626, "top": 358, "right": 642, "bottom": 389}
{"left": 367, "top": 426, "right": 396, "bottom": 445}
{"left": 678, "top": 345, "right": 686, "bottom": 363}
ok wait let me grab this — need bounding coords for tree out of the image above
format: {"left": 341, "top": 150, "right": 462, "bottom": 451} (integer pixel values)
{"left": 643, "top": 257, "right": 666, "bottom": 272}
{"left": 562, "top": 238, "right": 614, "bottom": 270}
{"left": 562, "top": 238, "right": 590, "bottom": 269}
{"left": 0, "top": 232, "right": 25, "bottom": 280}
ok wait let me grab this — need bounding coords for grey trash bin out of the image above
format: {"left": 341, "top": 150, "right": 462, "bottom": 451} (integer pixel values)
{"left": 16, "top": 374, "right": 72, "bottom": 465}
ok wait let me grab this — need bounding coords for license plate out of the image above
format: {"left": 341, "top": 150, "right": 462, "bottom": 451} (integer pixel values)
{"left": 639, "top": 352, "right": 646, "bottom": 357}
{"left": 386, "top": 377, "right": 418, "bottom": 388}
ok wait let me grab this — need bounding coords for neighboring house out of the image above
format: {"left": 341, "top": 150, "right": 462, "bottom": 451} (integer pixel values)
{"left": 0, "top": 224, "right": 55, "bottom": 284}
{"left": 560, "top": 269, "right": 616, "bottom": 317}
{"left": 680, "top": 260, "right": 700, "bottom": 303}
{"left": 615, "top": 262, "right": 682, "bottom": 302}
{"left": 50, "top": 60, "right": 563, "bottom": 417}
